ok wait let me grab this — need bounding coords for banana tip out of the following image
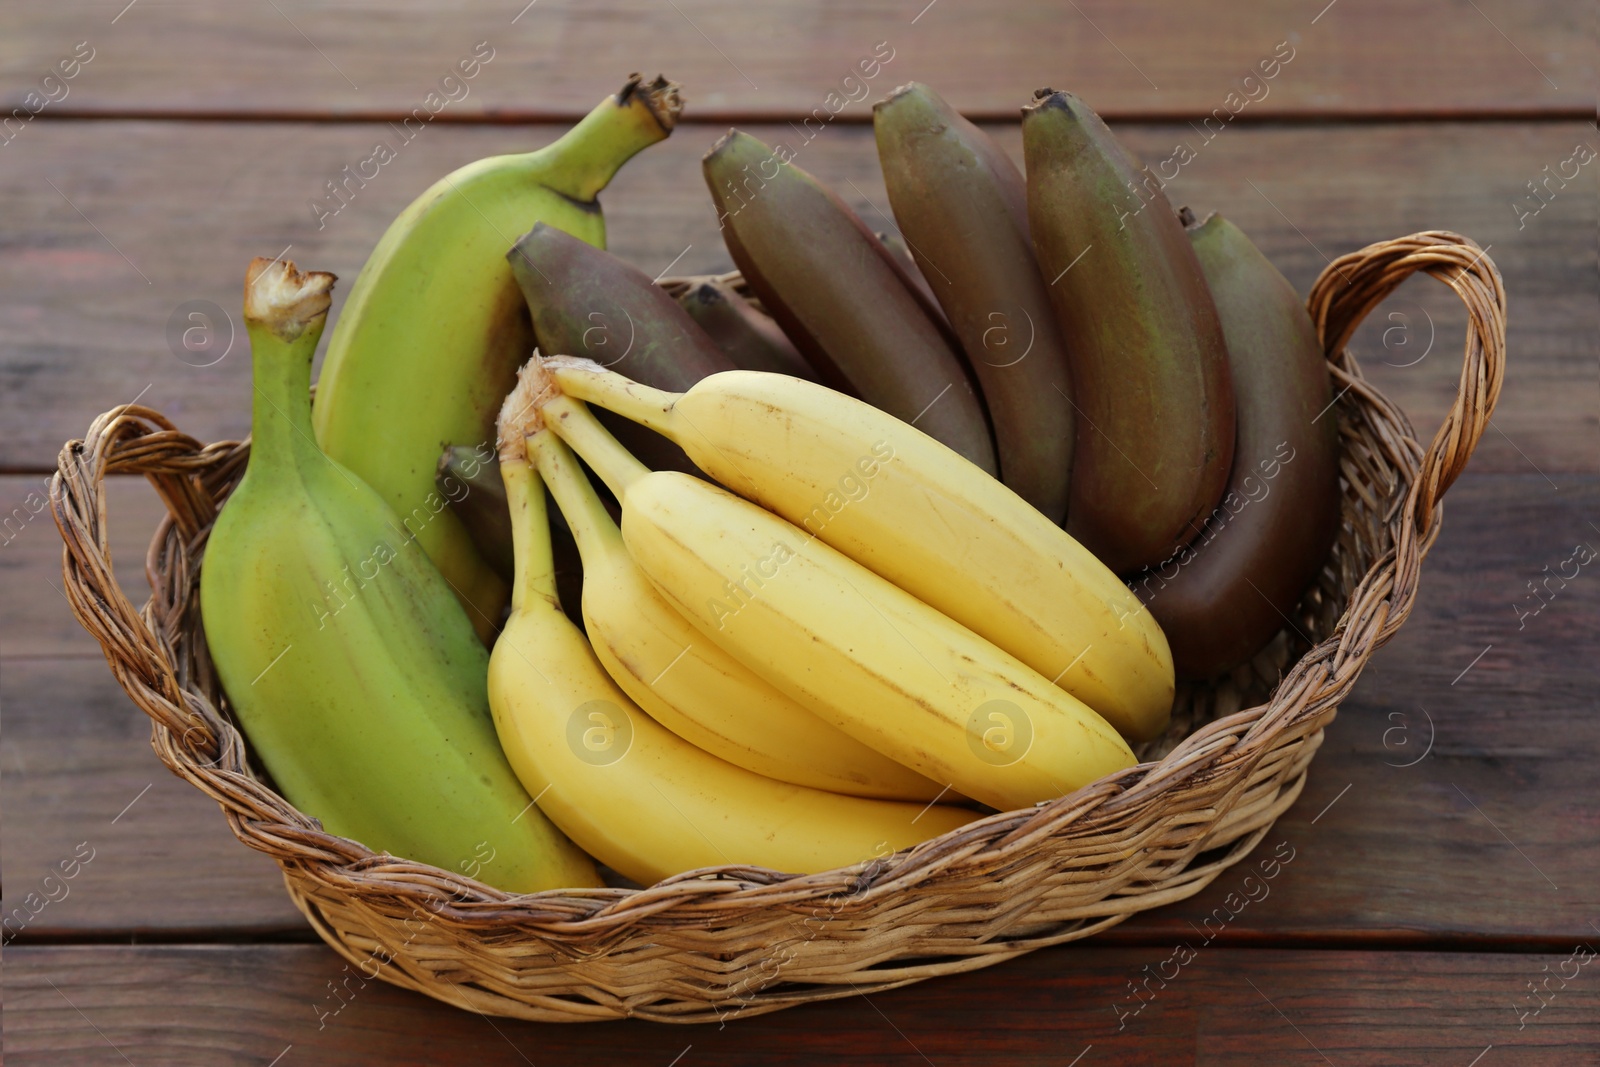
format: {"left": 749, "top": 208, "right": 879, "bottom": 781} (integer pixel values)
{"left": 436, "top": 446, "right": 465, "bottom": 480}
{"left": 875, "top": 81, "right": 923, "bottom": 111}
{"left": 243, "top": 256, "right": 334, "bottom": 341}
{"left": 1023, "top": 87, "right": 1077, "bottom": 118}
{"left": 686, "top": 280, "right": 723, "bottom": 307}
{"left": 1180, "top": 206, "right": 1219, "bottom": 233}
{"left": 621, "top": 73, "right": 683, "bottom": 131}
{"left": 704, "top": 127, "right": 739, "bottom": 160}
{"left": 507, "top": 221, "right": 557, "bottom": 269}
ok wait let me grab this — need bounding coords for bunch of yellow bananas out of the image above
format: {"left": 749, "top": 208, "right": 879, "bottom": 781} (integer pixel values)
{"left": 481, "top": 356, "right": 1170, "bottom": 885}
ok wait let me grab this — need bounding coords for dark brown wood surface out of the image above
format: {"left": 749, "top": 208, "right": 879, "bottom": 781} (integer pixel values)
{"left": 4, "top": 1, "right": 1592, "bottom": 119}
{"left": 4, "top": 3, "right": 1597, "bottom": 1060}
{"left": 9, "top": 945, "right": 1599, "bottom": 1065}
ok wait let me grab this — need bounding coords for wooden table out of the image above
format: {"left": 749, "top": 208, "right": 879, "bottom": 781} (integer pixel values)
{"left": 4, "top": 3, "right": 1596, "bottom": 1062}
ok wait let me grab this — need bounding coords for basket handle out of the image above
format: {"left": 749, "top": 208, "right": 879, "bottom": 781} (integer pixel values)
{"left": 50, "top": 404, "right": 247, "bottom": 753}
{"left": 1306, "top": 230, "right": 1506, "bottom": 527}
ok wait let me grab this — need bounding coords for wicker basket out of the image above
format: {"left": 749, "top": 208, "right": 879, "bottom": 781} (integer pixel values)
{"left": 51, "top": 232, "right": 1503, "bottom": 1023}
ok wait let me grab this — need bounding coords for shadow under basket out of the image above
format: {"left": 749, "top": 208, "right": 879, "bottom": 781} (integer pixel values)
{"left": 51, "top": 231, "right": 1505, "bottom": 1023}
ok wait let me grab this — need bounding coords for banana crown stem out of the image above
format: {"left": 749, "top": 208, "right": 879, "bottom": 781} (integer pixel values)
{"left": 499, "top": 457, "right": 560, "bottom": 613}
{"left": 498, "top": 360, "right": 555, "bottom": 463}
{"left": 545, "top": 357, "right": 681, "bottom": 437}
{"left": 527, "top": 429, "right": 625, "bottom": 565}
{"left": 541, "top": 394, "right": 651, "bottom": 497}
{"left": 243, "top": 256, "right": 334, "bottom": 342}
{"left": 242, "top": 257, "right": 334, "bottom": 470}
{"left": 535, "top": 75, "right": 681, "bottom": 204}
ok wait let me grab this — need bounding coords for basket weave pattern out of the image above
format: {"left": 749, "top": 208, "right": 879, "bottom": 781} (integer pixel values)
{"left": 51, "top": 232, "right": 1504, "bottom": 1023}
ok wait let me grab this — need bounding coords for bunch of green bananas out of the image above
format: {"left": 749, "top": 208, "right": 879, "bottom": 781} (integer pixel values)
{"left": 202, "top": 76, "right": 682, "bottom": 890}
{"left": 201, "top": 76, "right": 1340, "bottom": 893}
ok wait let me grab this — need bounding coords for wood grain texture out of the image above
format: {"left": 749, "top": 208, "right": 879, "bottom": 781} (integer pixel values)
{"left": 2, "top": 1, "right": 1592, "bottom": 1052}
{"left": 2, "top": 121, "right": 1593, "bottom": 475}
{"left": 2, "top": 1, "right": 1591, "bottom": 120}
{"left": 6, "top": 473, "right": 1595, "bottom": 943}
{"left": 0, "top": 657, "right": 309, "bottom": 939}
{"left": 1, "top": 472, "right": 147, "bottom": 658}
{"left": 7, "top": 943, "right": 1598, "bottom": 1064}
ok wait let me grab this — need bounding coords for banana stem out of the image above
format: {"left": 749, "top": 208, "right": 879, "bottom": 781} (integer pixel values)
{"left": 541, "top": 394, "right": 652, "bottom": 499}
{"left": 537, "top": 75, "right": 681, "bottom": 205}
{"left": 499, "top": 458, "right": 560, "bottom": 614}
{"left": 547, "top": 359, "right": 682, "bottom": 438}
{"left": 243, "top": 257, "right": 334, "bottom": 473}
{"left": 527, "top": 429, "right": 625, "bottom": 566}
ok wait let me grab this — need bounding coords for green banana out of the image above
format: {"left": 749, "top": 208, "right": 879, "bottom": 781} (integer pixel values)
{"left": 675, "top": 275, "right": 817, "bottom": 381}
{"left": 312, "top": 74, "right": 681, "bottom": 641}
{"left": 1131, "top": 210, "right": 1341, "bottom": 678}
{"left": 436, "top": 445, "right": 585, "bottom": 627}
{"left": 875, "top": 82, "right": 1076, "bottom": 521}
{"left": 1023, "top": 89, "right": 1235, "bottom": 573}
{"left": 704, "top": 129, "right": 997, "bottom": 475}
{"left": 200, "top": 258, "right": 598, "bottom": 893}
{"left": 506, "top": 221, "right": 735, "bottom": 476}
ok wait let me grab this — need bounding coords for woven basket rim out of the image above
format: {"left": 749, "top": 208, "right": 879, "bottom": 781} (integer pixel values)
{"left": 47, "top": 230, "right": 1505, "bottom": 1019}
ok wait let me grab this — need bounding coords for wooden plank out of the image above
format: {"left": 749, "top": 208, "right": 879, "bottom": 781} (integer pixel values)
{"left": 2, "top": 1, "right": 1590, "bottom": 120}
{"left": 6, "top": 943, "right": 1598, "bottom": 1064}
{"left": 0, "top": 657, "right": 309, "bottom": 939}
{"left": 5, "top": 473, "right": 1595, "bottom": 943}
{"left": 2, "top": 120, "right": 1594, "bottom": 475}
{"left": 1, "top": 473, "right": 151, "bottom": 659}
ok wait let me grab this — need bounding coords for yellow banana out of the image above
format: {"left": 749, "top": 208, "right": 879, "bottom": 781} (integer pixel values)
{"left": 312, "top": 75, "right": 681, "bottom": 641}
{"left": 545, "top": 359, "right": 1174, "bottom": 742}
{"left": 526, "top": 425, "right": 945, "bottom": 800}
{"left": 199, "top": 258, "right": 598, "bottom": 894}
{"left": 488, "top": 388, "right": 975, "bottom": 885}
{"left": 537, "top": 388, "right": 1138, "bottom": 813}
